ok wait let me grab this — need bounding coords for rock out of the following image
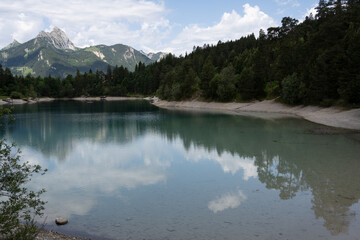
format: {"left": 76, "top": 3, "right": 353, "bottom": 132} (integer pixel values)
{"left": 55, "top": 217, "right": 68, "bottom": 225}
{"left": 37, "top": 27, "right": 76, "bottom": 50}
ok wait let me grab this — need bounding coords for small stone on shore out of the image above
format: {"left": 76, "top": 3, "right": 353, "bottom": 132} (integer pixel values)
{"left": 55, "top": 217, "right": 68, "bottom": 225}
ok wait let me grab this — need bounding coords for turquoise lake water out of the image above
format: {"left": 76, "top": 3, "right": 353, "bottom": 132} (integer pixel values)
{"left": 1, "top": 100, "right": 360, "bottom": 240}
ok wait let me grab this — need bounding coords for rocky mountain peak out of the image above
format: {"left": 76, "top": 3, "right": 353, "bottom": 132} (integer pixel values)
{"left": 153, "top": 52, "right": 168, "bottom": 62}
{"left": 140, "top": 50, "right": 169, "bottom": 62}
{"left": 2, "top": 39, "right": 21, "bottom": 50}
{"left": 36, "top": 31, "right": 48, "bottom": 38}
{"left": 36, "top": 27, "right": 76, "bottom": 50}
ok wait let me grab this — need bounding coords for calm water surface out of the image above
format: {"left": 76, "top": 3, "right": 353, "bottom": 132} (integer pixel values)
{"left": 1, "top": 101, "right": 360, "bottom": 240}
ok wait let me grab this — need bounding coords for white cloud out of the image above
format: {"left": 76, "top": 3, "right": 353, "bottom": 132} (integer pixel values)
{"left": 168, "top": 4, "right": 276, "bottom": 55}
{"left": 0, "top": 1, "right": 276, "bottom": 57}
{"left": 0, "top": 0, "right": 170, "bottom": 51}
{"left": 302, "top": 5, "right": 318, "bottom": 21}
{"left": 208, "top": 190, "right": 247, "bottom": 213}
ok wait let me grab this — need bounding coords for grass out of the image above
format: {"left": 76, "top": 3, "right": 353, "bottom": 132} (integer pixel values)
{"left": 84, "top": 46, "right": 100, "bottom": 52}
{"left": 14, "top": 66, "right": 35, "bottom": 76}
{"left": 126, "top": 93, "right": 146, "bottom": 98}
{"left": 23, "top": 48, "right": 36, "bottom": 59}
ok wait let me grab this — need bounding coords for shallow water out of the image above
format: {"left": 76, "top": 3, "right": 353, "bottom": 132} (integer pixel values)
{"left": 1, "top": 100, "right": 360, "bottom": 240}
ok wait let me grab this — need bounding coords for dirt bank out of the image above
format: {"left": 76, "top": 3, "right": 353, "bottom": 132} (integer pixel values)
{"left": 0, "top": 97, "right": 143, "bottom": 105}
{"left": 153, "top": 99, "right": 360, "bottom": 130}
{"left": 2, "top": 97, "right": 359, "bottom": 130}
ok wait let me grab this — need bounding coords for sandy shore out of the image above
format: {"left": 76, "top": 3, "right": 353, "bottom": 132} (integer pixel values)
{"left": 0, "top": 97, "right": 56, "bottom": 105}
{"left": 2, "top": 97, "right": 359, "bottom": 130}
{"left": 0, "top": 96, "right": 142, "bottom": 105}
{"left": 153, "top": 99, "right": 360, "bottom": 130}
{"left": 63, "top": 96, "right": 142, "bottom": 101}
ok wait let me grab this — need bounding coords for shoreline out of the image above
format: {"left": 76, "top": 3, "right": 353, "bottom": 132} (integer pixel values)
{"left": 1, "top": 97, "right": 359, "bottom": 130}
{"left": 0, "top": 96, "right": 143, "bottom": 105}
{"left": 36, "top": 228, "right": 87, "bottom": 240}
{"left": 152, "top": 99, "right": 360, "bottom": 130}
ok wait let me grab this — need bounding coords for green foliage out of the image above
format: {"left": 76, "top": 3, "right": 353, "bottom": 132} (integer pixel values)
{"left": 238, "top": 66, "right": 256, "bottom": 100}
{"left": 0, "top": 108, "right": 13, "bottom": 120}
{"left": 14, "top": 67, "right": 35, "bottom": 76}
{"left": 281, "top": 73, "right": 306, "bottom": 105}
{"left": 0, "top": 141, "right": 47, "bottom": 239}
{"left": 0, "top": 109, "right": 47, "bottom": 239}
{"left": 200, "top": 57, "right": 216, "bottom": 98}
{"left": 338, "top": 74, "right": 360, "bottom": 104}
{"left": 216, "top": 66, "right": 238, "bottom": 102}
{"left": 9, "top": 91, "right": 23, "bottom": 99}
{"left": 265, "top": 81, "right": 280, "bottom": 99}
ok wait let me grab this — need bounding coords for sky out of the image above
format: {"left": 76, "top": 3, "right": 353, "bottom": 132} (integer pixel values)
{"left": 0, "top": 0, "right": 318, "bottom": 55}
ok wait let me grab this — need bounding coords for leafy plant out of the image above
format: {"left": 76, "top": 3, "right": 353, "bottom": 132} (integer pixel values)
{"left": 0, "top": 108, "right": 47, "bottom": 239}
{"left": 281, "top": 73, "right": 306, "bottom": 105}
{"left": 9, "top": 91, "right": 23, "bottom": 99}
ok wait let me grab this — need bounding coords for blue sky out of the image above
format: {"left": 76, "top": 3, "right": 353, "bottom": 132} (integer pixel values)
{"left": 0, "top": 0, "right": 318, "bottom": 55}
{"left": 166, "top": 0, "right": 316, "bottom": 26}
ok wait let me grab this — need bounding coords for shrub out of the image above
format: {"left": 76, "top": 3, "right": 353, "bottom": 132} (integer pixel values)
{"left": 1, "top": 109, "right": 47, "bottom": 239}
{"left": 9, "top": 91, "right": 23, "bottom": 99}
{"left": 281, "top": 73, "right": 306, "bottom": 105}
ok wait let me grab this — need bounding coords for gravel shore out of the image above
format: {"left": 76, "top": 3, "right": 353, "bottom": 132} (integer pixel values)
{"left": 36, "top": 229, "right": 87, "bottom": 240}
{"left": 153, "top": 99, "right": 360, "bottom": 130}
{"left": 2, "top": 97, "right": 359, "bottom": 130}
{"left": 0, "top": 96, "right": 143, "bottom": 105}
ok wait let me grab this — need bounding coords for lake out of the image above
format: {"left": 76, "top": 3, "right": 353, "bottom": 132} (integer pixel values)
{"left": 1, "top": 100, "right": 360, "bottom": 240}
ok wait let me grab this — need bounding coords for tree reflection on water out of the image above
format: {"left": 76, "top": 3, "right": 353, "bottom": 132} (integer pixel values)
{"left": 1, "top": 100, "right": 360, "bottom": 236}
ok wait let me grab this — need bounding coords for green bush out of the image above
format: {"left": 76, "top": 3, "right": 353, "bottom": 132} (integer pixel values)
{"left": 265, "top": 81, "right": 280, "bottom": 99}
{"left": 238, "top": 66, "right": 256, "bottom": 100}
{"left": 320, "top": 98, "right": 335, "bottom": 107}
{"left": 281, "top": 73, "right": 306, "bottom": 105}
{"left": 9, "top": 91, "right": 23, "bottom": 99}
{"left": 1, "top": 109, "right": 47, "bottom": 239}
{"left": 211, "top": 66, "right": 238, "bottom": 102}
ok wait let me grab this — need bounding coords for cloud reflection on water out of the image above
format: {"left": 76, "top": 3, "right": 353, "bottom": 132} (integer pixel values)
{"left": 208, "top": 190, "right": 247, "bottom": 213}
{"left": 5, "top": 100, "right": 360, "bottom": 238}
{"left": 24, "top": 135, "right": 170, "bottom": 220}
{"left": 22, "top": 133, "right": 257, "bottom": 221}
{"left": 172, "top": 138, "right": 257, "bottom": 179}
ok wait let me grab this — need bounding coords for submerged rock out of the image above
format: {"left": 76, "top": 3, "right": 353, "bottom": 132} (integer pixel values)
{"left": 55, "top": 217, "right": 68, "bottom": 225}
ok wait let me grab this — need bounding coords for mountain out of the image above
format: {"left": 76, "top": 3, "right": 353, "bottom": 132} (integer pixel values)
{"left": 36, "top": 27, "right": 76, "bottom": 50}
{"left": 1, "top": 39, "right": 21, "bottom": 50}
{"left": 141, "top": 51, "right": 168, "bottom": 62}
{"left": 0, "top": 27, "right": 167, "bottom": 78}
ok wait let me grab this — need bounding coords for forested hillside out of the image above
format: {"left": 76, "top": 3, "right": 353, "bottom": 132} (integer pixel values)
{"left": 1, "top": 0, "right": 359, "bottom": 106}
